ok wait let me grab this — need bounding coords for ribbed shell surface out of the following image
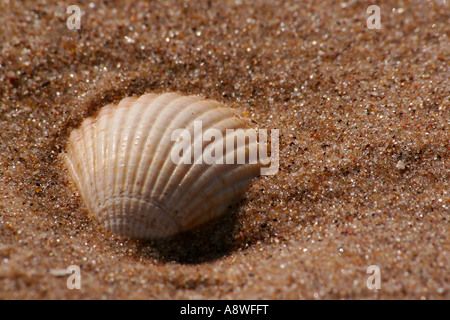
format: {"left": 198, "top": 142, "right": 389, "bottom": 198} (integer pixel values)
{"left": 63, "top": 93, "right": 261, "bottom": 239}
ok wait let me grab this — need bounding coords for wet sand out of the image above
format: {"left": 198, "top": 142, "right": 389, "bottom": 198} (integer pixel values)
{"left": 0, "top": 0, "right": 448, "bottom": 299}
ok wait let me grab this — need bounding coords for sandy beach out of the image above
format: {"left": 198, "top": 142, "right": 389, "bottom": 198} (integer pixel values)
{"left": 0, "top": 0, "right": 448, "bottom": 299}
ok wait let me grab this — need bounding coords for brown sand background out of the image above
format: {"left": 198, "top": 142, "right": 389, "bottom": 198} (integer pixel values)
{"left": 0, "top": 0, "right": 448, "bottom": 299}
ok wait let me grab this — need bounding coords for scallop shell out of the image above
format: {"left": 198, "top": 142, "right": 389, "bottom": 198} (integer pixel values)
{"left": 63, "top": 92, "right": 262, "bottom": 239}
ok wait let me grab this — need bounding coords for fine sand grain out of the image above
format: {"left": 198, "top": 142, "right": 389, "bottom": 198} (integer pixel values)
{"left": 0, "top": 0, "right": 448, "bottom": 299}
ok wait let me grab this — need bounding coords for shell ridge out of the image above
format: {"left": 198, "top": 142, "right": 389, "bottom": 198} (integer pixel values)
{"left": 85, "top": 122, "right": 100, "bottom": 212}
{"left": 63, "top": 152, "right": 86, "bottom": 205}
{"left": 120, "top": 94, "right": 161, "bottom": 214}
{"left": 85, "top": 119, "right": 100, "bottom": 212}
{"left": 180, "top": 164, "right": 259, "bottom": 228}
{"left": 167, "top": 126, "right": 256, "bottom": 206}
{"left": 76, "top": 122, "right": 98, "bottom": 213}
{"left": 131, "top": 93, "right": 183, "bottom": 216}
{"left": 179, "top": 108, "right": 239, "bottom": 167}
{"left": 108, "top": 95, "right": 145, "bottom": 220}
{"left": 129, "top": 92, "right": 182, "bottom": 197}
{"left": 121, "top": 95, "right": 159, "bottom": 220}
{"left": 155, "top": 104, "right": 240, "bottom": 203}
{"left": 182, "top": 178, "right": 252, "bottom": 230}
{"left": 94, "top": 107, "right": 114, "bottom": 209}
{"left": 142, "top": 95, "right": 207, "bottom": 200}
{"left": 151, "top": 104, "right": 236, "bottom": 201}
{"left": 65, "top": 130, "right": 92, "bottom": 211}
{"left": 163, "top": 115, "right": 248, "bottom": 201}
{"left": 104, "top": 96, "right": 138, "bottom": 213}
{"left": 107, "top": 105, "right": 133, "bottom": 223}
{"left": 98, "top": 195, "right": 181, "bottom": 237}
{"left": 154, "top": 110, "right": 234, "bottom": 201}
{"left": 141, "top": 99, "right": 223, "bottom": 202}
{"left": 115, "top": 100, "right": 152, "bottom": 224}
{"left": 171, "top": 137, "right": 260, "bottom": 217}
{"left": 124, "top": 96, "right": 171, "bottom": 217}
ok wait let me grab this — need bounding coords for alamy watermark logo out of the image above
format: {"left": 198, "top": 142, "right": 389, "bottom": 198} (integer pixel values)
{"left": 366, "top": 265, "right": 381, "bottom": 290}
{"left": 50, "top": 265, "right": 81, "bottom": 289}
{"left": 170, "top": 121, "right": 279, "bottom": 176}
{"left": 366, "top": 5, "right": 381, "bottom": 29}
{"left": 67, "top": 5, "right": 81, "bottom": 30}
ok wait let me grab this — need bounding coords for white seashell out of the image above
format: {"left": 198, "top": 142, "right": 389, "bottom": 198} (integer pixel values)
{"left": 63, "top": 92, "right": 262, "bottom": 239}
